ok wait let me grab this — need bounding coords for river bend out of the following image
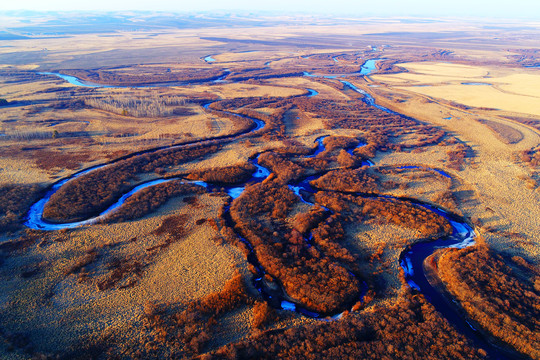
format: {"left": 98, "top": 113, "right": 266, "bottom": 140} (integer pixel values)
{"left": 27, "top": 63, "right": 514, "bottom": 358}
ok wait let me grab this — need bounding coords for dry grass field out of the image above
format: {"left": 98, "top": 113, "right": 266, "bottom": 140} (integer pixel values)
{"left": 0, "top": 13, "right": 539, "bottom": 359}
{"left": 373, "top": 62, "right": 540, "bottom": 116}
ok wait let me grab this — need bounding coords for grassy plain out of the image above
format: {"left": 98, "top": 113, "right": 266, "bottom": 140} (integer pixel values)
{"left": 373, "top": 62, "right": 540, "bottom": 116}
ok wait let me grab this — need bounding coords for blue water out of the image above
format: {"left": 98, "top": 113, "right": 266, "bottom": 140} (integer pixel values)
{"left": 359, "top": 59, "right": 379, "bottom": 75}
{"left": 305, "top": 136, "right": 327, "bottom": 158}
{"left": 303, "top": 71, "right": 338, "bottom": 79}
{"left": 38, "top": 72, "right": 112, "bottom": 88}
{"left": 204, "top": 55, "right": 216, "bottom": 62}
{"left": 339, "top": 80, "right": 399, "bottom": 115}
{"left": 307, "top": 88, "right": 319, "bottom": 97}
{"left": 213, "top": 69, "right": 230, "bottom": 83}
{"left": 461, "top": 82, "right": 492, "bottom": 86}
{"left": 303, "top": 59, "right": 379, "bottom": 79}
{"left": 40, "top": 69, "right": 230, "bottom": 88}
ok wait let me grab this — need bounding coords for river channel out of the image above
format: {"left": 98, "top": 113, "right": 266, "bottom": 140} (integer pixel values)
{"left": 28, "top": 62, "right": 515, "bottom": 358}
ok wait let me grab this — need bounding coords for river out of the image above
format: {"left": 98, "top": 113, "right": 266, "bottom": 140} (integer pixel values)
{"left": 38, "top": 69, "right": 232, "bottom": 88}
{"left": 28, "top": 60, "right": 514, "bottom": 358}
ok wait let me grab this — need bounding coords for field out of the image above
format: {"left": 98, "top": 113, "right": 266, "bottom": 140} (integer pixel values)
{"left": 0, "top": 12, "right": 539, "bottom": 359}
{"left": 373, "top": 62, "right": 540, "bottom": 112}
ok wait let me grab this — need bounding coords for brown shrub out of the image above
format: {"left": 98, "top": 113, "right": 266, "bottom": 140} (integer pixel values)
{"left": 257, "top": 152, "right": 305, "bottom": 183}
{"left": 0, "top": 184, "right": 43, "bottom": 233}
{"left": 336, "top": 149, "right": 357, "bottom": 168}
{"left": 251, "top": 301, "right": 276, "bottom": 329}
{"left": 230, "top": 179, "right": 361, "bottom": 314}
{"left": 315, "top": 191, "right": 452, "bottom": 237}
{"left": 186, "top": 163, "right": 256, "bottom": 185}
{"left": 310, "top": 167, "right": 379, "bottom": 194}
{"left": 104, "top": 181, "right": 206, "bottom": 223}
{"left": 63, "top": 66, "right": 227, "bottom": 86}
{"left": 520, "top": 146, "right": 540, "bottom": 168}
{"left": 446, "top": 143, "right": 472, "bottom": 171}
{"left": 438, "top": 245, "right": 540, "bottom": 359}
{"left": 208, "top": 295, "right": 484, "bottom": 360}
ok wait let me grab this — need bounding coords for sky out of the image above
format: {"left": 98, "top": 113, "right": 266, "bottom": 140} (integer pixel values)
{"left": 1, "top": 0, "right": 540, "bottom": 20}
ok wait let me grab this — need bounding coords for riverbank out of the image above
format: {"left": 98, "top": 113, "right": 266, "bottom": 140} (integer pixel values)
{"left": 425, "top": 247, "right": 536, "bottom": 359}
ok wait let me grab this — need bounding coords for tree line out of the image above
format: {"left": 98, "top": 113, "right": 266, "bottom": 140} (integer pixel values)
{"left": 185, "top": 163, "right": 256, "bottom": 185}
{"left": 84, "top": 93, "right": 188, "bottom": 118}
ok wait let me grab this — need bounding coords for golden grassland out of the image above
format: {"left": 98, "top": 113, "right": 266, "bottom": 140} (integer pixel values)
{"left": 372, "top": 62, "right": 540, "bottom": 116}
{"left": 400, "top": 84, "right": 540, "bottom": 117}
{"left": 0, "top": 194, "right": 240, "bottom": 354}
{"left": 346, "top": 222, "right": 419, "bottom": 299}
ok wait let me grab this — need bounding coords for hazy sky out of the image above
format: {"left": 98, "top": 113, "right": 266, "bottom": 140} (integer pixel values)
{"left": 1, "top": 0, "right": 540, "bottom": 20}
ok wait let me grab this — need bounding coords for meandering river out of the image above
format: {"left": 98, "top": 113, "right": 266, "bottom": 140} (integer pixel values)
{"left": 28, "top": 62, "right": 513, "bottom": 358}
